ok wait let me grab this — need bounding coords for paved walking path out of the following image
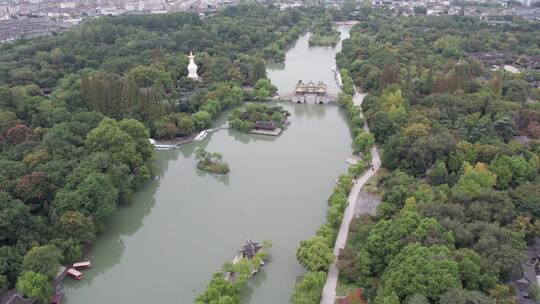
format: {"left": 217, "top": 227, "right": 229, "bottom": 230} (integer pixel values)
{"left": 319, "top": 91, "right": 381, "bottom": 304}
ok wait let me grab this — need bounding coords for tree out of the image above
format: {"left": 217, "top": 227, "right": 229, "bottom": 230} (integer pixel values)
{"left": 406, "top": 294, "right": 429, "bottom": 304}
{"left": 175, "top": 114, "right": 195, "bottom": 135}
{"left": 296, "top": 236, "right": 334, "bottom": 272}
{"left": 490, "top": 156, "right": 535, "bottom": 189}
{"left": 488, "top": 284, "right": 515, "bottom": 304}
{"left": 336, "top": 248, "right": 358, "bottom": 283}
{"left": 50, "top": 48, "right": 64, "bottom": 67}
{"left": 492, "top": 117, "right": 517, "bottom": 142}
{"left": 452, "top": 162, "right": 496, "bottom": 200}
{"left": 14, "top": 172, "right": 54, "bottom": 208}
{"left": 194, "top": 148, "right": 230, "bottom": 174}
{"left": 291, "top": 271, "right": 326, "bottom": 304}
{"left": 254, "top": 79, "right": 277, "bottom": 100}
{"left": 4, "top": 124, "right": 36, "bottom": 146}
{"left": 85, "top": 118, "right": 140, "bottom": 168}
{"left": 118, "top": 118, "right": 153, "bottom": 163}
{"left": 56, "top": 211, "right": 96, "bottom": 244}
{"left": 353, "top": 132, "right": 375, "bottom": 155}
{"left": 375, "top": 244, "right": 460, "bottom": 303}
{"left": 153, "top": 119, "right": 178, "bottom": 140}
{"left": 379, "top": 291, "right": 400, "bottom": 304}
{"left": 427, "top": 160, "right": 449, "bottom": 185}
{"left": 249, "top": 57, "right": 266, "bottom": 85}
{"left": 502, "top": 79, "right": 529, "bottom": 103}
{"left": 126, "top": 64, "right": 173, "bottom": 91}
{"left": 192, "top": 111, "right": 212, "bottom": 130}
{"left": 0, "top": 246, "right": 23, "bottom": 287}
{"left": 22, "top": 245, "right": 61, "bottom": 279}
{"left": 370, "top": 111, "right": 396, "bottom": 143}
{"left": 365, "top": 211, "right": 452, "bottom": 274}
{"left": 0, "top": 110, "right": 19, "bottom": 131}
{"left": 380, "top": 63, "right": 400, "bottom": 88}
{"left": 52, "top": 173, "right": 118, "bottom": 229}
{"left": 439, "top": 288, "right": 494, "bottom": 304}
{"left": 512, "top": 180, "right": 540, "bottom": 219}
{"left": 0, "top": 192, "right": 35, "bottom": 245}
{"left": 16, "top": 271, "right": 52, "bottom": 304}
{"left": 0, "top": 275, "right": 7, "bottom": 294}
{"left": 453, "top": 249, "right": 497, "bottom": 291}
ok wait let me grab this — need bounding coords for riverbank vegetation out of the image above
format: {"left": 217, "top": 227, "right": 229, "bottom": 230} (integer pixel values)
{"left": 308, "top": 16, "right": 341, "bottom": 47}
{"left": 228, "top": 104, "right": 290, "bottom": 133}
{"left": 291, "top": 49, "right": 374, "bottom": 304}
{"left": 0, "top": 5, "right": 310, "bottom": 140}
{"left": 332, "top": 9, "right": 540, "bottom": 304}
{"left": 195, "top": 148, "right": 230, "bottom": 175}
{"left": 336, "top": 71, "right": 376, "bottom": 155}
{"left": 0, "top": 5, "right": 312, "bottom": 298}
{"left": 195, "top": 242, "right": 269, "bottom": 304}
{"left": 245, "top": 79, "right": 278, "bottom": 101}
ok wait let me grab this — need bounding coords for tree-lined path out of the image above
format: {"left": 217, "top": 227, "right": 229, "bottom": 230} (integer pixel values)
{"left": 320, "top": 90, "right": 381, "bottom": 304}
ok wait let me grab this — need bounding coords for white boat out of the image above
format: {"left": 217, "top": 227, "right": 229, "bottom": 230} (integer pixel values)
{"left": 154, "top": 144, "right": 176, "bottom": 151}
{"left": 193, "top": 130, "right": 208, "bottom": 142}
{"left": 148, "top": 138, "right": 176, "bottom": 151}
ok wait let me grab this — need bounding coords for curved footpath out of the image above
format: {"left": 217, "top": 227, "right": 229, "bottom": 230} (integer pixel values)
{"left": 320, "top": 90, "right": 381, "bottom": 304}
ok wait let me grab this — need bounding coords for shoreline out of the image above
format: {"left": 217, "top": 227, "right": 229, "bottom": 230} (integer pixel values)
{"left": 319, "top": 89, "right": 381, "bottom": 304}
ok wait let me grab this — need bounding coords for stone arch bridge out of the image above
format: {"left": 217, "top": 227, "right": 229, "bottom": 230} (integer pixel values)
{"left": 277, "top": 80, "right": 337, "bottom": 104}
{"left": 277, "top": 92, "right": 338, "bottom": 104}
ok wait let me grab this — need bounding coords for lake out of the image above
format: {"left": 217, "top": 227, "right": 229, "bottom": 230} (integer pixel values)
{"left": 62, "top": 24, "right": 352, "bottom": 304}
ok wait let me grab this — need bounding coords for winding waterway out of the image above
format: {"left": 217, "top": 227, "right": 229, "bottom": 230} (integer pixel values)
{"left": 62, "top": 25, "right": 352, "bottom": 304}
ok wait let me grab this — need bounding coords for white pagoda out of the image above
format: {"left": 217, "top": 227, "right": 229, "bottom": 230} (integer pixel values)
{"left": 187, "top": 52, "right": 201, "bottom": 80}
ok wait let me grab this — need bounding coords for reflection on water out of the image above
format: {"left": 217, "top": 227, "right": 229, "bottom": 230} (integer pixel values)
{"left": 293, "top": 103, "right": 328, "bottom": 119}
{"left": 267, "top": 61, "right": 286, "bottom": 71}
{"left": 196, "top": 168, "right": 230, "bottom": 185}
{"left": 62, "top": 178, "right": 159, "bottom": 300}
{"left": 62, "top": 24, "right": 352, "bottom": 304}
{"left": 241, "top": 268, "right": 269, "bottom": 303}
{"left": 227, "top": 127, "right": 279, "bottom": 144}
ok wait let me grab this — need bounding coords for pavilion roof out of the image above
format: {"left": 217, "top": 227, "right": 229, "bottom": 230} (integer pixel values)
{"left": 240, "top": 239, "right": 263, "bottom": 257}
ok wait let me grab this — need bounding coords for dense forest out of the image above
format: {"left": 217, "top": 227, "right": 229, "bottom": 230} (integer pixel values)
{"left": 0, "top": 5, "right": 310, "bottom": 302}
{"left": 332, "top": 9, "right": 540, "bottom": 304}
{"left": 308, "top": 15, "right": 341, "bottom": 47}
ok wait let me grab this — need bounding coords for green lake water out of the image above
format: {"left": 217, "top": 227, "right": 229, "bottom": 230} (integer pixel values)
{"left": 62, "top": 25, "right": 352, "bottom": 304}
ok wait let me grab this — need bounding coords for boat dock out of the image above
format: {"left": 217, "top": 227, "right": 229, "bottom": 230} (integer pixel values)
{"left": 251, "top": 128, "right": 282, "bottom": 136}
{"left": 149, "top": 127, "right": 230, "bottom": 151}
{"left": 149, "top": 138, "right": 177, "bottom": 151}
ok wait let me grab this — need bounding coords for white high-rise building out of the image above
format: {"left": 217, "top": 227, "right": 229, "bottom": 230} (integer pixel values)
{"left": 187, "top": 52, "right": 201, "bottom": 80}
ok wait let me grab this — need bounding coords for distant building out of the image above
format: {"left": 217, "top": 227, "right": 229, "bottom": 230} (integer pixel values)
{"left": 513, "top": 239, "right": 540, "bottom": 304}
{"left": 470, "top": 51, "right": 508, "bottom": 65}
{"left": 527, "top": 55, "right": 540, "bottom": 70}
{"left": 0, "top": 289, "right": 35, "bottom": 304}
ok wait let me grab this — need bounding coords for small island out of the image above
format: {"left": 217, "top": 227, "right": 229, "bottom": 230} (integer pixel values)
{"left": 228, "top": 103, "right": 290, "bottom": 136}
{"left": 195, "top": 148, "right": 230, "bottom": 174}
{"left": 196, "top": 240, "right": 271, "bottom": 304}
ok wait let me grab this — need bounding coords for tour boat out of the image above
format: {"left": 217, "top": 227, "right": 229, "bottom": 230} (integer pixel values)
{"left": 73, "top": 261, "right": 92, "bottom": 270}
{"left": 67, "top": 268, "right": 83, "bottom": 280}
